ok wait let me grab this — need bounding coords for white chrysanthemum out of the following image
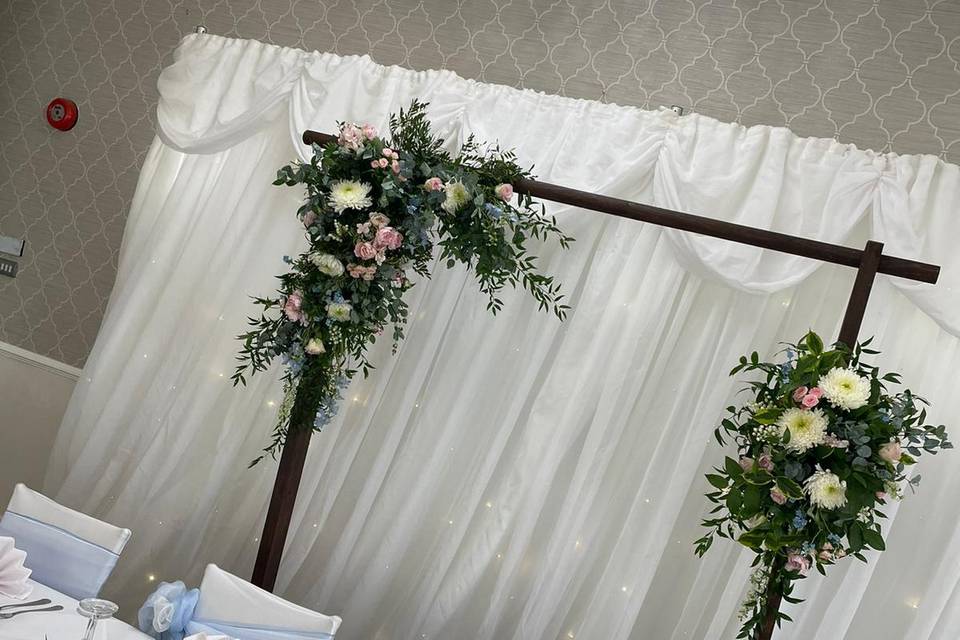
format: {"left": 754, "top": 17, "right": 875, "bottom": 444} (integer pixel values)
{"left": 818, "top": 367, "right": 871, "bottom": 411}
{"left": 309, "top": 253, "right": 344, "bottom": 277}
{"left": 777, "top": 407, "right": 828, "bottom": 452}
{"left": 805, "top": 469, "right": 847, "bottom": 509}
{"left": 441, "top": 180, "right": 470, "bottom": 213}
{"left": 328, "top": 180, "right": 373, "bottom": 213}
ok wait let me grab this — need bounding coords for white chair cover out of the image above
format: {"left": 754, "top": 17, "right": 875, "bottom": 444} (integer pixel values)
{"left": 186, "top": 564, "right": 342, "bottom": 639}
{"left": 0, "top": 483, "right": 131, "bottom": 599}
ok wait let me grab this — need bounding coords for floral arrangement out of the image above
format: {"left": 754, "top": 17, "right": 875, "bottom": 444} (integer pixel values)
{"left": 695, "top": 332, "right": 950, "bottom": 639}
{"left": 234, "top": 101, "right": 572, "bottom": 462}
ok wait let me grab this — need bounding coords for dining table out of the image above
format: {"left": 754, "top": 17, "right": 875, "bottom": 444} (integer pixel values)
{"left": 0, "top": 580, "right": 150, "bottom": 640}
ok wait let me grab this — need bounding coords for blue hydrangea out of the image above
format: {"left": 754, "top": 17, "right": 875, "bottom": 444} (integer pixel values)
{"left": 793, "top": 509, "right": 809, "bottom": 530}
{"left": 801, "top": 542, "right": 816, "bottom": 555}
{"left": 827, "top": 533, "right": 842, "bottom": 545}
{"left": 282, "top": 255, "right": 293, "bottom": 264}
{"left": 484, "top": 203, "right": 503, "bottom": 219}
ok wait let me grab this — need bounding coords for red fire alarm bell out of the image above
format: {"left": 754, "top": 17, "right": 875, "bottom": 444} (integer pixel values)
{"left": 46, "top": 98, "right": 78, "bottom": 131}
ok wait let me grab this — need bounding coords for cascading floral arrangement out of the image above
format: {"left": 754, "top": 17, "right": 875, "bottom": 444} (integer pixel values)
{"left": 695, "top": 332, "right": 950, "bottom": 639}
{"left": 233, "top": 101, "right": 572, "bottom": 463}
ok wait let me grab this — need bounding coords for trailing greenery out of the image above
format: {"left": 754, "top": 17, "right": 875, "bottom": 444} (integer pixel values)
{"left": 695, "top": 332, "right": 950, "bottom": 639}
{"left": 234, "top": 101, "right": 573, "bottom": 463}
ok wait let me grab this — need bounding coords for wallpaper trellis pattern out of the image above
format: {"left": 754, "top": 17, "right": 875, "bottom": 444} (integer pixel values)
{"left": 2, "top": 0, "right": 960, "bottom": 367}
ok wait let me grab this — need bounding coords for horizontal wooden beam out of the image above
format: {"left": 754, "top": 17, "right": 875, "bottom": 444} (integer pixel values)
{"left": 301, "top": 129, "right": 939, "bottom": 285}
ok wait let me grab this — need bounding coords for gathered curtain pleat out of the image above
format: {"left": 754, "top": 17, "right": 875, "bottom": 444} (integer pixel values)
{"left": 44, "top": 33, "right": 960, "bottom": 640}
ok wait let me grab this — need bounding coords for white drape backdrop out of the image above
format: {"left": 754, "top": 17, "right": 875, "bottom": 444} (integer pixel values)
{"left": 44, "top": 34, "right": 960, "bottom": 639}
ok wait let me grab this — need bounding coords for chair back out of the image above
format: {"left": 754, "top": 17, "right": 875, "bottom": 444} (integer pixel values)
{"left": 0, "top": 483, "right": 131, "bottom": 599}
{"left": 185, "top": 564, "right": 342, "bottom": 639}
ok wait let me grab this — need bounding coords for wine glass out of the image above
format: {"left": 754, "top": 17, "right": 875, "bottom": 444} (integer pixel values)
{"left": 77, "top": 598, "right": 119, "bottom": 640}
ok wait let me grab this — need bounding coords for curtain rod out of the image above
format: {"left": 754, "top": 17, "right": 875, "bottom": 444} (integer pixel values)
{"left": 301, "top": 130, "right": 939, "bottom": 285}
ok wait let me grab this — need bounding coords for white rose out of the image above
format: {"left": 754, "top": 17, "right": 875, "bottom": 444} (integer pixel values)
{"left": 305, "top": 338, "right": 325, "bottom": 355}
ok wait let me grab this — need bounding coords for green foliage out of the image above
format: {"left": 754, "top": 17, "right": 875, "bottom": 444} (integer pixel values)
{"left": 235, "top": 101, "right": 573, "bottom": 461}
{"left": 696, "top": 331, "right": 950, "bottom": 639}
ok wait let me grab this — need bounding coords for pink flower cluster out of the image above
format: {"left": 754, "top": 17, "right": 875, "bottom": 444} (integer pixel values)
{"left": 283, "top": 290, "right": 304, "bottom": 323}
{"left": 347, "top": 264, "right": 377, "bottom": 281}
{"left": 338, "top": 122, "right": 376, "bottom": 150}
{"left": 792, "top": 385, "right": 823, "bottom": 408}
{"left": 355, "top": 225, "right": 404, "bottom": 266}
{"left": 424, "top": 177, "right": 444, "bottom": 191}
{"left": 785, "top": 552, "right": 811, "bottom": 574}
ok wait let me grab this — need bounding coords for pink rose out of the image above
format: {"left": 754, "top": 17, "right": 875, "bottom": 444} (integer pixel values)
{"left": 361, "top": 124, "right": 377, "bottom": 140}
{"left": 879, "top": 441, "right": 902, "bottom": 464}
{"left": 392, "top": 272, "right": 405, "bottom": 288}
{"left": 875, "top": 491, "right": 887, "bottom": 500}
{"left": 283, "top": 291, "right": 303, "bottom": 322}
{"left": 391, "top": 159, "right": 401, "bottom": 174}
{"left": 302, "top": 211, "right": 317, "bottom": 228}
{"left": 378, "top": 158, "right": 389, "bottom": 168}
{"left": 374, "top": 226, "right": 403, "bottom": 250}
{"left": 495, "top": 183, "right": 514, "bottom": 201}
{"left": 807, "top": 387, "right": 823, "bottom": 399}
{"left": 739, "top": 457, "right": 754, "bottom": 471}
{"left": 801, "top": 393, "right": 820, "bottom": 408}
{"left": 370, "top": 160, "right": 380, "bottom": 169}
{"left": 792, "top": 386, "right": 808, "bottom": 403}
{"left": 354, "top": 242, "right": 377, "bottom": 260}
{"left": 785, "top": 552, "right": 810, "bottom": 574}
{"left": 770, "top": 486, "right": 787, "bottom": 505}
{"left": 382, "top": 148, "right": 395, "bottom": 158}
{"left": 424, "top": 177, "right": 444, "bottom": 191}
{"left": 757, "top": 453, "right": 773, "bottom": 472}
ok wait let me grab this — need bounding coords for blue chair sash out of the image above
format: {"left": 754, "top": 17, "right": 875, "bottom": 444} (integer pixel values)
{"left": 186, "top": 619, "right": 335, "bottom": 640}
{"left": 0, "top": 511, "right": 118, "bottom": 600}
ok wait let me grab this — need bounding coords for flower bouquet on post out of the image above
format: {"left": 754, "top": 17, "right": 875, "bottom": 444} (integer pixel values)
{"left": 233, "top": 101, "right": 573, "bottom": 463}
{"left": 695, "top": 332, "right": 950, "bottom": 639}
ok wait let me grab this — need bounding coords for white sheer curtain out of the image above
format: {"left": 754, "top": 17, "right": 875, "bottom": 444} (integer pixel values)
{"left": 44, "top": 34, "right": 960, "bottom": 640}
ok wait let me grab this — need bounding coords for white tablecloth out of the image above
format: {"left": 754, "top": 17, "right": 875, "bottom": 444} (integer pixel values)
{"left": 0, "top": 580, "right": 150, "bottom": 640}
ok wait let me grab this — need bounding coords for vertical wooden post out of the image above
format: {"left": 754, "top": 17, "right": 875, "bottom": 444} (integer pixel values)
{"left": 756, "top": 240, "right": 884, "bottom": 640}
{"left": 251, "top": 382, "right": 317, "bottom": 591}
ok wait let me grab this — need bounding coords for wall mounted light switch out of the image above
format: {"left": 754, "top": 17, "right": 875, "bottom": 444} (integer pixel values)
{"left": 0, "top": 257, "right": 17, "bottom": 278}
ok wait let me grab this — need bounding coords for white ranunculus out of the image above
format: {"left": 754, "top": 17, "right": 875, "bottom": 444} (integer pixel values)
{"left": 310, "top": 253, "right": 344, "bottom": 277}
{"left": 441, "top": 180, "right": 470, "bottom": 213}
{"left": 305, "top": 338, "right": 325, "bottom": 355}
{"left": 818, "top": 367, "right": 871, "bottom": 411}
{"left": 804, "top": 468, "right": 847, "bottom": 509}
{"left": 327, "top": 302, "right": 352, "bottom": 322}
{"left": 328, "top": 180, "right": 373, "bottom": 213}
{"left": 776, "top": 407, "right": 828, "bottom": 452}
{"left": 152, "top": 596, "right": 174, "bottom": 633}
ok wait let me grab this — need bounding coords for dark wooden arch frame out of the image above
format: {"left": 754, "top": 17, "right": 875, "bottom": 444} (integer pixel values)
{"left": 251, "top": 129, "right": 940, "bottom": 640}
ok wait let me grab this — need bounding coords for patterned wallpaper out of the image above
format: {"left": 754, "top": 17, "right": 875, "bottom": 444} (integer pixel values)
{"left": 2, "top": 0, "right": 960, "bottom": 367}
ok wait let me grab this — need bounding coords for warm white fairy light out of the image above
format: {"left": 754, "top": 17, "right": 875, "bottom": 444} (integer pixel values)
{"left": 147, "top": 574, "right": 155, "bottom": 582}
{"left": 485, "top": 501, "right": 492, "bottom": 508}
{"left": 448, "top": 520, "right": 454, "bottom": 525}
{"left": 267, "top": 400, "right": 276, "bottom": 407}
{"left": 621, "top": 586, "right": 629, "bottom": 593}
